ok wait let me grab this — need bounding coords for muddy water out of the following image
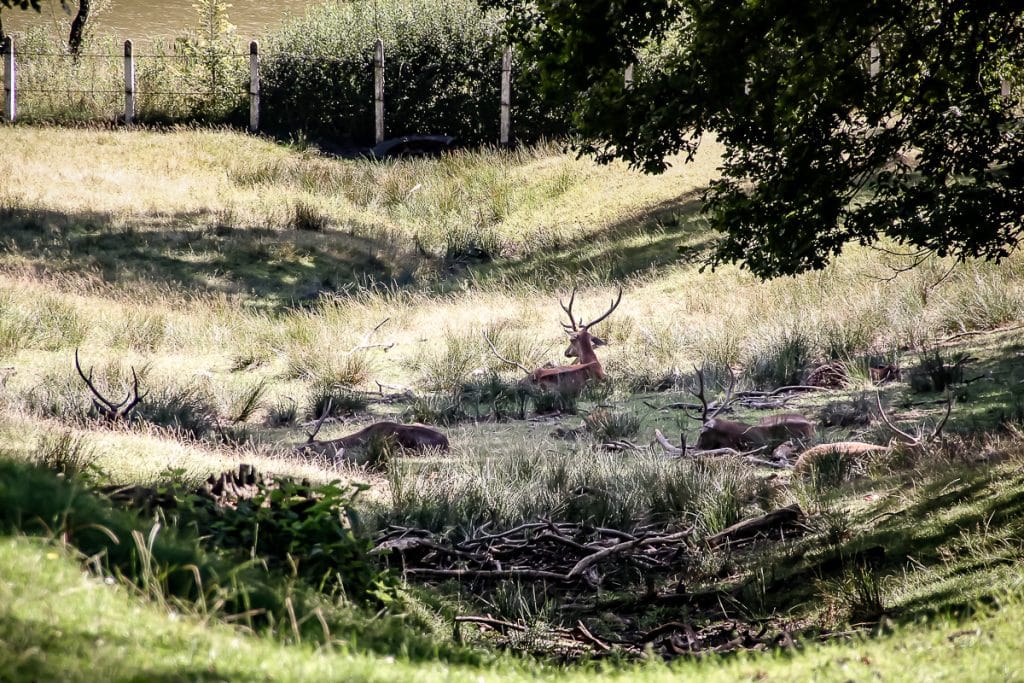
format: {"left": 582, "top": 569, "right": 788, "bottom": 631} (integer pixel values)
{"left": 3, "top": 0, "right": 310, "bottom": 41}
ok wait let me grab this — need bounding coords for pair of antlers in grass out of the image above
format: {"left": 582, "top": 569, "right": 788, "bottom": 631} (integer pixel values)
{"left": 74, "top": 349, "right": 146, "bottom": 422}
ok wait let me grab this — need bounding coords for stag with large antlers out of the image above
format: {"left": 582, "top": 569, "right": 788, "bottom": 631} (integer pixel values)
{"left": 486, "top": 287, "right": 622, "bottom": 395}
{"left": 682, "top": 366, "right": 815, "bottom": 451}
{"left": 794, "top": 392, "right": 953, "bottom": 474}
{"left": 75, "top": 349, "right": 146, "bottom": 422}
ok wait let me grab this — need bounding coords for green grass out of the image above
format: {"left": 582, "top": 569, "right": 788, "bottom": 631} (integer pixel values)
{"left": 2, "top": 123, "right": 1024, "bottom": 679}
{"left": 4, "top": 533, "right": 1024, "bottom": 682}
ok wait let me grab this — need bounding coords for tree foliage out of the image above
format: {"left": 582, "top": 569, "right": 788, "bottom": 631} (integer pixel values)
{"left": 494, "top": 1, "right": 1024, "bottom": 277}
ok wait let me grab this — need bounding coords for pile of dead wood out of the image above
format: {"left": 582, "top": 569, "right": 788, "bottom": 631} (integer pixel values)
{"left": 374, "top": 505, "right": 807, "bottom": 660}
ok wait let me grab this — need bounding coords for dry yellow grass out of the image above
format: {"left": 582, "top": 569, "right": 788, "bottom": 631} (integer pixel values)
{"left": 2, "top": 125, "right": 1023, "bottom": 483}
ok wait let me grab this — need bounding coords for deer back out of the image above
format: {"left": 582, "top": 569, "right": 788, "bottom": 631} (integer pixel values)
{"left": 297, "top": 421, "right": 449, "bottom": 458}
{"left": 755, "top": 413, "right": 815, "bottom": 440}
{"left": 696, "top": 418, "right": 760, "bottom": 450}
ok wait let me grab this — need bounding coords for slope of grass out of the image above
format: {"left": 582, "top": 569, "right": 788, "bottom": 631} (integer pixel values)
{"left": 3, "top": 533, "right": 1024, "bottom": 682}
{"left": 2, "top": 124, "right": 1024, "bottom": 679}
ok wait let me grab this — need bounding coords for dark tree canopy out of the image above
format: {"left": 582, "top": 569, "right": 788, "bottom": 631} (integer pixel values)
{"left": 493, "top": 0, "right": 1024, "bottom": 277}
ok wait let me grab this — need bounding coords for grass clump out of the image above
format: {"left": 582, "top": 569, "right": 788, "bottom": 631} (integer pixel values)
{"left": 584, "top": 408, "right": 642, "bottom": 442}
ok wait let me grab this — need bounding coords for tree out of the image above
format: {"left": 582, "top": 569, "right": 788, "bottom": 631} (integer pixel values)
{"left": 493, "top": 1, "right": 1024, "bottom": 277}
{"left": 0, "top": 1, "right": 91, "bottom": 56}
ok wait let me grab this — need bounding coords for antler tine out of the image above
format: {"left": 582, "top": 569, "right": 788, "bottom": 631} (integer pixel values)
{"left": 685, "top": 364, "right": 710, "bottom": 422}
{"left": 581, "top": 287, "right": 623, "bottom": 330}
{"left": 118, "top": 366, "right": 145, "bottom": 417}
{"left": 484, "top": 332, "right": 532, "bottom": 375}
{"left": 74, "top": 348, "right": 118, "bottom": 414}
{"left": 306, "top": 398, "right": 333, "bottom": 443}
{"left": 706, "top": 366, "right": 736, "bottom": 421}
{"left": 928, "top": 390, "right": 955, "bottom": 443}
{"left": 559, "top": 287, "right": 579, "bottom": 331}
{"left": 875, "top": 392, "right": 919, "bottom": 445}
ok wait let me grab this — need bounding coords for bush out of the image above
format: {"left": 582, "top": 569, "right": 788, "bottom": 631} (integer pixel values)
{"left": 261, "top": 0, "right": 569, "bottom": 145}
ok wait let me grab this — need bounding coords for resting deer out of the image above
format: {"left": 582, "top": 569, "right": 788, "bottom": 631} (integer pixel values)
{"left": 75, "top": 349, "right": 146, "bottom": 422}
{"left": 690, "top": 367, "right": 814, "bottom": 450}
{"left": 295, "top": 401, "right": 449, "bottom": 463}
{"left": 486, "top": 287, "right": 622, "bottom": 395}
{"left": 794, "top": 393, "right": 952, "bottom": 474}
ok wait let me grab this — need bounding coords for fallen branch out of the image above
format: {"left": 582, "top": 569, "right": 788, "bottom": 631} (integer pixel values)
{"left": 705, "top": 504, "right": 803, "bottom": 548}
{"left": 568, "top": 529, "right": 691, "bottom": 578}
{"left": 455, "top": 615, "right": 528, "bottom": 633}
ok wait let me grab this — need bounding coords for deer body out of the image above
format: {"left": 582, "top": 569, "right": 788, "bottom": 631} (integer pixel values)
{"left": 793, "top": 393, "right": 953, "bottom": 476}
{"left": 297, "top": 421, "right": 449, "bottom": 460}
{"left": 697, "top": 414, "right": 815, "bottom": 451}
{"left": 487, "top": 288, "right": 621, "bottom": 395}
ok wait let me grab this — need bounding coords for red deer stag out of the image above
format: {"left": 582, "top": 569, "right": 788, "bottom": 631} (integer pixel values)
{"left": 794, "top": 392, "right": 952, "bottom": 474}
{"left": 485, "top": 287, "right": 623, "bottom": 395}
{"left": 295, "top": 401, "right": 449, "bottom": 463}
{"left": 657, "top": 367, "right": 815, "bottom": 454}
{"left": 74, "top": 349, "right": 146, "bottom": 422}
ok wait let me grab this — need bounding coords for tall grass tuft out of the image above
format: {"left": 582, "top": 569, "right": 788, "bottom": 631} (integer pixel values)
{"left": 382, "top": 443, "right": 756, "bottom": 534}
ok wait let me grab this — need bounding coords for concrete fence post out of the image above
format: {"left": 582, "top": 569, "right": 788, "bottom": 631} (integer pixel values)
{"left": 249, "top": 40, "right": 260, "bottom": 132}
{"left": 2, "top": 37, "right": 15, "bottom": 123}
{"left": 123, "top": 39, "right": 135, "bottom": 124}
{"left": 374, "top": 38, "right": 384, "bottom": 145}
{"left": 500, "top": 46, "right": 512, "bottom": 146}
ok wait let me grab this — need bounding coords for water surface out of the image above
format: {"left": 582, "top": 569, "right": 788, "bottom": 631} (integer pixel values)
{"left": 3, "top": 0, "right": 310, "bottom": 41}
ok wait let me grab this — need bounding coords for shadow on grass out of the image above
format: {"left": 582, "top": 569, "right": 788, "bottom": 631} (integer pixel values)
{"left": 0, "top": 205, "right": 421, "bottom": 309}
{"left": 463, "top": 189, "right": 715, "bottom": 287}
{"left": 742, "top": 463, "right": 1024, "bottom": 625}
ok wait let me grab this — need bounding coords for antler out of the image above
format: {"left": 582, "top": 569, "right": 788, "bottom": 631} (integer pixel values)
{"left": 875, "top": 391, "right": 954, "bottom": 446}
{"left": 560, "top": 287, "right": 624, "bottom": 332}
{"left": 483, "top": 332, "right": 532, "bottom": 375}
{"left": 74, "top": 349, "right": 145, "bottom": 422}
{"left": 305, "top": 398, "right": 333, "bottom": 443}
{"left": 581, "top": 287, "right": 623, "bottom": 330}
{"left": 559, "top": 288, "right": 579, "bottom": 332}
{"left": 686, "top": 364, "right": 736, "bottom": 423}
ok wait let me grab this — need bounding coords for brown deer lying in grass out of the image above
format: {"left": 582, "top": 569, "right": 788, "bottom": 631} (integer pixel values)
{"left": 295, "top": 401, "right": 449, "bottom": 463}
{"left": 691, "top": 367, "right": 814, "bottom": 450}
{"left": 793, "top": 393, "right": 952, "bottom": 474}
{"left": 486, "top": 287, "right": 622, "bottom": 395}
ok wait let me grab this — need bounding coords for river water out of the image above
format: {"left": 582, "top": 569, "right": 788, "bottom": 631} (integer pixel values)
{"left": 3, "top": 0, "right": 310, "bottom": 41}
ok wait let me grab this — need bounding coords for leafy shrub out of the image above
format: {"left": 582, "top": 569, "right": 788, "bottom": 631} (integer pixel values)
{"left": 178, "top": 477, "right": 391, "bottom": 602}
{"left": 261, "top": 0, "right": 569, "bottom": 145}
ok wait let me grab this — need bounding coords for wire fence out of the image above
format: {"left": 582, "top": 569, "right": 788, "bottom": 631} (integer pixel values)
{"left": 1, "top": 36, "right": 518, "bottom": 145}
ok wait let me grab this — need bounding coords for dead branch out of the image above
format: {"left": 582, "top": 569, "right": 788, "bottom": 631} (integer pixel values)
{"left": 705, "top": 504, "right": 803, "bottom": 548}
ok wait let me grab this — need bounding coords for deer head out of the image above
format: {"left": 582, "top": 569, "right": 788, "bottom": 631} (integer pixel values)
{"left": 560, "top": 287, "right": 622, "bottom": 366}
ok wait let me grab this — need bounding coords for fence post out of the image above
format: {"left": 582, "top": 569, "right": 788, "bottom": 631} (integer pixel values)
{"left": 2, "top": 37, "right": 14, "bottom": 123}
{"left": 374, "top": 38, "right": 384, "bottom": 145}
{"left": 869, "top": 42, "right": 880, "bottom": 78}
{"left": 500, "top": 46, "right": 512, "bottom": 146}
{"left": 123, "top": 39, "right": 135, "bottom": 124}
{"left": 249, "top": 40, "right": 260, "bottom": 132}
{"left": 1001, "top": 77, "right": 1011, "bottom": 100}
{"left": 624, "top": 63, "right": 634, "bottom": 89}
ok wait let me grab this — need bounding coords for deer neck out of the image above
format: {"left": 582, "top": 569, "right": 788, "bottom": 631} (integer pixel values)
{"left": 573, "top": 330, "right": 606, "bottom": 379}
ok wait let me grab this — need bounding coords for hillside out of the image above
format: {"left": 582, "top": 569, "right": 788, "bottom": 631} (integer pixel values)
{"left": 1, "top": 125, "right": 1024, "bottom": 681}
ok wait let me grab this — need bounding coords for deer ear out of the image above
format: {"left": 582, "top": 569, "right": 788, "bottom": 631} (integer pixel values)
{"left": 590, "top": 336, "right": 607, "bottom": 347}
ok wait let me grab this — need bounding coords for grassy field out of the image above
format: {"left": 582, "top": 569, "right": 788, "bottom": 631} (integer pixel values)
{"left": 2, "top": 124, "right": 1024, "bottom": 680}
